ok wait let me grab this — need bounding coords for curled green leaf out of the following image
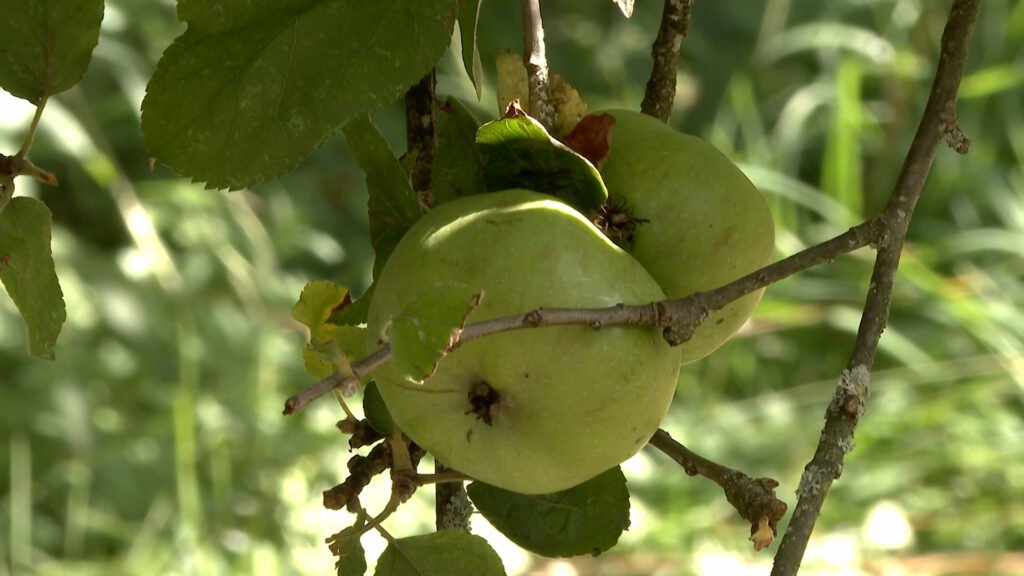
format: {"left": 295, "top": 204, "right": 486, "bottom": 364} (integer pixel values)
{"left": 477, "top": 107, "right": 608, "bottom": 211}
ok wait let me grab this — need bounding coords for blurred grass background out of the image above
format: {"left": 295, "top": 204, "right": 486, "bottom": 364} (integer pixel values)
{"left": 1, "top": 0, "right": 1023, "bottom": 574}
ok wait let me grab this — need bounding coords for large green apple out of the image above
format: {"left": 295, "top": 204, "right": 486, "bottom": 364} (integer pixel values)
{"left": 367, "top": 189, "right": 680, "bottom": 495}
{"left": 595, "top": 110, "right": 775, "bottom": 364}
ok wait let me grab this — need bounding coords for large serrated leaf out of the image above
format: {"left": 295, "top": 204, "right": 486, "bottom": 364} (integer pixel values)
{"left": 467, "top": 467, "right": 630, "bottom": 558}
{"left": 432, "top": 97, "right": 484, "bottom": 206}
{"left": 374, "top": 530, "right": 505, "bottom": 576}
{"left": 477, "top": 110, "right": 608, "bottom": 211}
{"left": 342, "top": 115, "right": 423, "bottom": 278}
{"left": 457, "top": 0, "right": 484, "bottom": 98}
{"left": 0, "top": 0, "right": 104, "bottom": 104}
{"left": 141, "top": 0, "right": 457, "bottom": 190}
{"left": 0, "top": 197, "right": 66, "bottom": 359}
{"left": 389, "top": 283, "right": 481, "bottom": 383}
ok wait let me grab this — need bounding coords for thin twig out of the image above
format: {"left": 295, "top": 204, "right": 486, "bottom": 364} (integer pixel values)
{"left": 283, "top": 216, "right": 882, "bottom": 415}
{"left": 649, "top": 429, "right": 787, "bottom": 550}
{"left": 283, "top": 346, "right": 389, "bottom": 413}
{"left": 771, "top": 1, "right": 980, "bottom": 573}
{"left": 659, "top": 216, "right": 883, "bottom": 345}
{"left": 640, "top": 0, "right": 693, "bottom": 123}
{"left": 520, "top": 0, "right": 554, "bottom": 128}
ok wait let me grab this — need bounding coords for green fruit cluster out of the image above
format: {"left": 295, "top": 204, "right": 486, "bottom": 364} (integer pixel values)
{"left": 367, "top": 112, "right": 774, "bottom": 495}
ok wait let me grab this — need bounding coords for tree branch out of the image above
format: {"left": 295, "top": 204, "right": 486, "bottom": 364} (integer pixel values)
{"left": 650, "top": 429, "right": 787, "bottom": 551}
{"left": 521, "top": 0, "right": 555, "bottom": 128}
{"left": 640, "top": 0, "right": 693, "bottom": 123}
{"left": 283, "top": 214, "right": 885, "bottom": 415}
{"left": 771, "top": 1, "right": 980, "bottom": 573}
{"left": 401, "top": 71, "right": 470, "bottom": 532}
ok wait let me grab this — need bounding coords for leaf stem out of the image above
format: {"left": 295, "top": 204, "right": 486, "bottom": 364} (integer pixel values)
{"left": 331, "top": 389, "right": 356, "bottom": 420}
{"left": 17, "top": 97, "right": 48, "bottom": 159}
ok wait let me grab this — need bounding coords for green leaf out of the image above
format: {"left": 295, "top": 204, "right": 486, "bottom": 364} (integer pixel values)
{"left": 361, "top": 381, "right": 393, "bottom": 435}
{"left": 329, "top": 284, "right": 373, "bottom": 327}
{"left": 292, "top": 280, "right": 349, "bottom": 340}
{"left": 301, "top": 342, "right": 335, "bottom": 379}
{"left": 342, "top": 115, "right": 423, "bottom": 278}
{"left": 389, "top": 283, "right": 481, "bottom": 384}
{"left": 0, "top": 175, "right": 13, "bottom": 213}
{"left": 477, "top": 110, "right": 608, "bottom": 211}
{"left": 293, "top": 281, "right": 367, "bottom": 379}
{"left": 141, "top": 0, "right": 457, "bottom": 189}
{"left": 0, "top": 197, "right": 66, "bottom": 359}
{"left": 467, "top": 467, "right": 630, "bottom": 558}
{"left": 457, "top": 0, "right": 484, "bottom": 98}
{"left": 432, "top": 97, "right": 485, "bottom": 206}
{"left": 333, "top": 516, "right": 368, "bottom": 576}
{"left": 301, "top": 324, "right": 367, "bottom": 380}
{"left": 0, "top": 0, "right": 104, "bottom": 103}
{"left": 374, "top": 530, "right": 505, "bottom": 576}
{"left": 335, "top": 533, "right": 367, "bottom": 576}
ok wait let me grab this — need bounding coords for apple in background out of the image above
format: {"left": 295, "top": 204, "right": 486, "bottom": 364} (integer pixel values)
{"left": 367, "top": 189, "right": 680, "bottom": 495}
{"left": 593, "top": 110, "right": 775, "bottom": 364}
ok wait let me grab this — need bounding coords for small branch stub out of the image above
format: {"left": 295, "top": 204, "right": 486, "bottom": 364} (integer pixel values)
{"left": 650, "top": 429, "right": 788, "bottom": 550}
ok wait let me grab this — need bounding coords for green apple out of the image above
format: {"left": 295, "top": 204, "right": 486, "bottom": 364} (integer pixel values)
{"left": 595, "top": 110, "right": 775, "bottom": 364}
{"left": 367, "top": 189, "right": 680, "bottom": 495}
